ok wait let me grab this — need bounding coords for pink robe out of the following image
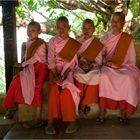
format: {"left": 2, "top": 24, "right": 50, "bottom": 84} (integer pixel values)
{"left": 74, "top": 36, "right": 102, "bottom": 85}
{"left": 20, "top": 39, "right": 48, "bottom": 104}
{"left": 48, "top": 35, "right": 80, "bottom": 114}
{"left": 99, "top": 31, "right": 140, "bottom": 115}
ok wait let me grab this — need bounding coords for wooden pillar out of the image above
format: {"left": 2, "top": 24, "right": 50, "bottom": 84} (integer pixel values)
{"left": 2, "top": 1, "right": 17, "bottom": 91}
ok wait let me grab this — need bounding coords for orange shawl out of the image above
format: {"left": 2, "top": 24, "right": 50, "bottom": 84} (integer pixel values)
{"left": 81, "top": 38, "right": 103, "bottom": 61}
{"left": 58, "top": 38, "right": 81, "bottom": 62}
{"left": 111, "top": 32, "right": 133, "bottom": 67}
{"left": 26, "top": 38, "right": 47, "bottom": 60}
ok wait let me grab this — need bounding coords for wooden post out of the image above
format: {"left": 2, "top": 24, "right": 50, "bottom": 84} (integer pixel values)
{"left": 2, "top": 1, "right": 17, "bottom": 91}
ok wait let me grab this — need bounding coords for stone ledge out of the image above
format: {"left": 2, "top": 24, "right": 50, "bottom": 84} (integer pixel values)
{"left": 17, "top": 80, "right": 50, "bottom": 122}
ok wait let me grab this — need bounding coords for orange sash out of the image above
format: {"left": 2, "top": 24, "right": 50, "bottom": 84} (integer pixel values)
{"left": 58, "top": 38, "right": 81, "bottom": 62}
{"left": 26, "top": 38, "right": 47, "bottom": 60}
{"left": 81, "top": 39, "right": 104, "bottom": 61}
{"left": 111, "top": 32, "right": 133, "bottom": 67}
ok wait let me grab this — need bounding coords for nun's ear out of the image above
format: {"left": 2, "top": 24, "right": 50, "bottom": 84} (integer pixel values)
{"left": 93, "top": 27, "right": 95, "bottom": 33}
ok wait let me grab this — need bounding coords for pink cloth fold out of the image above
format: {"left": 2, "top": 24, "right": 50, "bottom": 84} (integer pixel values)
{"left": 20, "top": 64, "right": 35, "bottom": 104}
{"left": 20, "top": 39, "right": 47, "bottom": 105}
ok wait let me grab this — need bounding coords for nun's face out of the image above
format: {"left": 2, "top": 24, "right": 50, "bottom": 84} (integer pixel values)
{"left": 82, "top": 22, "right": 95, "bottom": 39}
{"left": 27, "top": 25, "right": 40, "bottom": 40}
{"left": 56, "top": 21, "right": 70, "bottom": 38}
{"left": 111, "top": 15, "right": 124, "bottom": 33}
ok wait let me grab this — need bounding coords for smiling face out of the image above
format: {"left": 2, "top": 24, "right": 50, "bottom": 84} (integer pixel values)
{"left": 27, "top": 25, "right": 40, "bottom": 40}
{"left": 56, "top": 21, "right": 70, "bottom": 39}
{"left": 82, "top": 20, "right": 95, "bottom": 39}
{"left": 111, "top": 14, "right": 125, "bottom": 34}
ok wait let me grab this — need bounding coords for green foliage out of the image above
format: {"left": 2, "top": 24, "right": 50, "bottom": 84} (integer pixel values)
{"left": 15, "top": 0, "right": 139, "bottom": 36}
{"left": 16, "top": 0, "right": 104, "bottom": 34}
{"left": 16, "top": 0, "right": 59, "bottom": 20}
{"left": 16, "top": 5, "right": 27, "bottom": 19}
{"left": 130, "top": 0, "right": 139, "bottom": 17}
{"left": 0, "top": 66, "right": 6, "bottom": 94}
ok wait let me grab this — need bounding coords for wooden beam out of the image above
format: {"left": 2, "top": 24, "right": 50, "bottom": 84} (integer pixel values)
{"left": 2, "top": 1, "right": 17, "bottom": 91}
{"left": 0, "top": 0, "right": 19, "bottom": 6}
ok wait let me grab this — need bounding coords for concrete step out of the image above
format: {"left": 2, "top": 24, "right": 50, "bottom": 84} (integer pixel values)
{"left": 4, "top": 117, "right": 140, "bottom": 139}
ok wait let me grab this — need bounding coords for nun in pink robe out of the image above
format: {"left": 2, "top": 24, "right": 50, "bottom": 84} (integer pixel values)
{"left": 4, "top": 38, "right": 48, "bottom": 108}
{"left": 74, "top": 36, "right": 103, "bottom": 109}
{"left": 99, "top": 31, "right": 140, "bottom": 116}
{"left": 47, "top": 35, "right": 81, "bottom": 122}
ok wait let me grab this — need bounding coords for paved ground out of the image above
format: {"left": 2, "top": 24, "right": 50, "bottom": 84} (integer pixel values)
{"left": 0, "top": 114, "right": 15, "bottom": 139}
{"left": 3, "top": 116, "right": 140, "bottom": 139}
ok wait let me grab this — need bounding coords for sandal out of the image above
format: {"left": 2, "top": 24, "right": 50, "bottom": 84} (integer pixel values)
{"left": 84, "top": 105, "right": 90, "bottom": 114}
{"left": 3, "top": 109, "right": 16, "bottom": 120}
{"left": 65, "top": 122, "right": 79, "bottom": 134}
{"left": 79, "top": 105, "right": 90, "bottom": 115}
{"left": 118, "top": 117, "right": 128, "bottom": 125}
{"left": 45, "top": 125, "right": 56, "bottom": 135}
{"left": 123, "top": 118, "right": 128, "bottom": 125}
{"left": 23, "top": 120, "right": 44, "bottom": 128}
{"left": 96, "top": 117, "right": 105, "bottom": 125}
